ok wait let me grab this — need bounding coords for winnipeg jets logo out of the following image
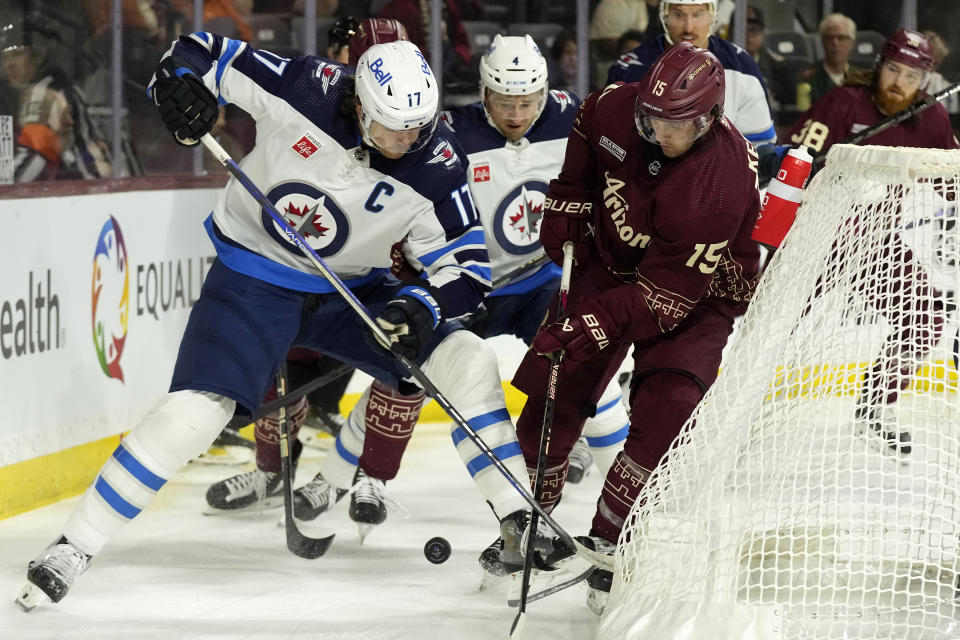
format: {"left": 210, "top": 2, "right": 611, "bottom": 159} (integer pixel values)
{"left": 315, "top": 62, "right": 342, "bottom": 95}
{"left": 493, "top": 181, "right": 548, "bottom": 255}
{"left": 615, "top": 52, "right": 642, "bottom": 70}
{"left": 262, "top": 183, "right": 349, "bottom": 257}
{"left": 427, "top": 140, "right": 457, "bottom": 167}
{"left": 551, "top": 90, "right": 573, "bottom": 112}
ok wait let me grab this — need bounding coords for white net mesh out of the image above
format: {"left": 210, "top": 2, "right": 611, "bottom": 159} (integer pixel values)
{"left": 599, "top": 145, "right": 960, "bottom": 640}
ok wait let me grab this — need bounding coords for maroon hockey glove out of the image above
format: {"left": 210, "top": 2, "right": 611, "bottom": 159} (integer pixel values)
{"left": 532, "top": 299, "right": 617, "bottom": 366}
{"left": 539, "top": 213, "right": 593, "bottom": 267}
{"left": 389, "top": 241, "right": 421, "bottom": 280}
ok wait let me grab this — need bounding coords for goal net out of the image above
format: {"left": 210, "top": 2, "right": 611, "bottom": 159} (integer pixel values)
{"left": 598, "top": 145, "right": 960, "bottom": 640}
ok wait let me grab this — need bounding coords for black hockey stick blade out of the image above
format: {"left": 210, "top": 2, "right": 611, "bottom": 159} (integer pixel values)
{"left": 276, "top": 365, "right": 336, "bottom": 559}
{"left": 286, "top": 526, "right": 335, "bottom": 559}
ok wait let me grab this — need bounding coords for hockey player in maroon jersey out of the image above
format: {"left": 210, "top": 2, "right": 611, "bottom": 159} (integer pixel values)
{"left": 509, "top": 42, "right": 761, "bottom": 611}
{"left": 773, "top": 29, "right": 958, "bottom": 457}
{"left": 786, "top": 29, "right": 958, "bottom": 154}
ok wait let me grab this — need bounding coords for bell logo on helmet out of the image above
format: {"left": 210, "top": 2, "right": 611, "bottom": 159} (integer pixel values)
{"left": 368, "top": 57, "right": 393, "bottom": 87}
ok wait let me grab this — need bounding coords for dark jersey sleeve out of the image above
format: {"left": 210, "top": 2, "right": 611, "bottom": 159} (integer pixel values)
{"left": 784, "top": 86, "right": 853, "bottom": 154}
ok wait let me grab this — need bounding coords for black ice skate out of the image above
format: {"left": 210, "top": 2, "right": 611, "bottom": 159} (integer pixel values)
{"left": 348, "top": 468, "right": 389, "bottom": 544}
{"left": 566, "top": 437, "right": 594, "bottom": 484}
{"left": 855, "top": 398, "right": 911, "bottom": 455}
{"left": 292, "top": 472, "right": 347, "bottom": 521}
{"left": 15, "top": 536, "right": 91, "bottom": 612}
{"left": 204, "top": 467, "right": 285, "bottom": 514}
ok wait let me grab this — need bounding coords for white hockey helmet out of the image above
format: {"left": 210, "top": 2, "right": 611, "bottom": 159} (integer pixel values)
{"left": 355, "top": 40, "right": 439, "bottom": 154}
{"left": 478, "top": 34, "right": 549, "bottom": 121}
{"left": 659, "top": 0, "right": 718, "bottom": 44}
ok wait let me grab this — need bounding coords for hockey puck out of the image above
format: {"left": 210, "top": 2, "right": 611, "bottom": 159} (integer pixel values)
{"left": 424, "top": 537, "right": 452, "bottom": 564}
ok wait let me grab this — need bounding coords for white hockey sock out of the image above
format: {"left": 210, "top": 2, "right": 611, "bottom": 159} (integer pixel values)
{"left": 319, "top": 385, "right": 368, "bottom": 489}
{"left": 582, "top": 378, "right": 630, "bottom": 479}
{"left": 63, "top": 390, "right": 234, "bottom": 555}
{"left": 422, "top": 330, "right": 529, "bottom": 519}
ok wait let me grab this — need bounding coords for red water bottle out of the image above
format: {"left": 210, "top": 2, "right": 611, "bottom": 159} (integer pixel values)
{"left": 752, "top": 146, "right": 813, "bottom": 249}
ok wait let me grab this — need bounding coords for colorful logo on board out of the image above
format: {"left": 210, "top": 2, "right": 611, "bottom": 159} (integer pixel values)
{"left": 92, "top": 216, "right": 130, "bottom": 382}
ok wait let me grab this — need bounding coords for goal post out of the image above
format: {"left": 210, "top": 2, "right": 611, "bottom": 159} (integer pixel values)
{"left": 598, "top": 145, "right": 960, "bottom": 640}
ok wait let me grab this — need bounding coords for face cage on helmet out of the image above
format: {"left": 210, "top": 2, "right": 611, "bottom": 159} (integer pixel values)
{"left": 359, "top": 105, "right": 439, "bottom": 155}
{"left": 634, "top": 98, "right": 713, "bottom": 147}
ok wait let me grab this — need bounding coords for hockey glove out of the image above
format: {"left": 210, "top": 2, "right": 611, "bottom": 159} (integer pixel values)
{"left": 532, "top": 299, "right": 617, "bottom": 367}
{"left": 373, "top": 286, "right": 443, "bottom": 361}
{"left": 153, "top": 57, "right": 219, "bottom": 147}
{"left": 539, "top": 212, "right": 593, "bottom": 267}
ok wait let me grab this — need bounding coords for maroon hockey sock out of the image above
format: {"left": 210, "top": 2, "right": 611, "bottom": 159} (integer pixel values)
{"left": 591, "top": 451, "right": 652, "bottom": 544}
{"left": 254, "top": 387, "right": 307, "bottom": 472}
{"left": 358, "top": 380, "right": 425, "bottom": 481}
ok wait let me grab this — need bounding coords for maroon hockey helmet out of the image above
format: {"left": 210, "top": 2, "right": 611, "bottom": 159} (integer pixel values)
{"left": 634, "top": 42, "right": 725, "bottom": 145}
{"left": 347, "top": 18, "right": 408, "bottom": 67}
{"left": 880, "top": 28, "right": 934, "bottom": 72}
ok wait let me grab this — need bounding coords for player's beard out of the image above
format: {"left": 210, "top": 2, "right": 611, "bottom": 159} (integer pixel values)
{"left": 874, "top": 86, "right": 915, "bottom": 116}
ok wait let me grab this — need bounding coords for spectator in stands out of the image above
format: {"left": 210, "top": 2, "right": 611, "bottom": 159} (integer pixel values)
{"left": 0, "top": 19, "right": 112, "bottom": 182}
{"left": 736, "top": 5, "right": 794, "bottom": 110}
{"left": 590, "top": 0, "right": 652, "bottom": 59}
{"left": 548, "top": 30, "right": 578, "bottom": 93}
{"left": 922, "top": 30, "right": 959, "bottom": 114}
{"left": 799, "top": 13, "right": 862, "bottom": 108}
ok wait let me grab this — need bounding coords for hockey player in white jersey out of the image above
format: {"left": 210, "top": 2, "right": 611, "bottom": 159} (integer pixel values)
{"left": 15, "top": 37, "right": 531, "bottom": 611}
{"left": 291, "top": 35, "right": 631, "bottom": 571}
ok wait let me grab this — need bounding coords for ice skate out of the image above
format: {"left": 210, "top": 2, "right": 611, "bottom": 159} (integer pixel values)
{"left": 15, "top": 536, "right": 91, "bottom": 612}
{"left": 566, "top": 437, "right": 594, "bottom": 484}
{"left": 856, "top": 399, "right": 911, "bottom": 456}
{"left": 349, "top": 468, "right": 389, "bottom": 544}
{"left": 292, "top": 472, "right": 347, "bottom": 521}
{"left": 304, "top": 405, "right": 346, "bottom": 438}
{"left": 204, "top": 467, "right": 284, "bottom": 515}
{"left": 478, "top": 536, "right": 509, "bottom": 591}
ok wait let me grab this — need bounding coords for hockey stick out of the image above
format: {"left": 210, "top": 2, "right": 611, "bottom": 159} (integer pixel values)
{"left": 813, "top": 80, "right": 960, "bottom": 163}
{"left": 275, "top": 364, "right": 336, "bottom": 558}
{"left": 491, "top": 254, "right": 551, "bottom": 290}
{"left": 198, "top": 134, "right": 612, "bottom": 572}
{"left": 511, "top": 242, "right": 574, "bottom": 639}
{"left": 251, "top": 362, "right": 354, "bottom": 421}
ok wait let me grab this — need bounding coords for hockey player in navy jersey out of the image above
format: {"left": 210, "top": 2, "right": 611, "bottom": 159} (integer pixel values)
{"left": 15, "top": 37, "right": 531, "bottom": 611}
{"left": 607, "top": 0, "right": 776, "bottom": 149}
{"left": 287, "top": 35, "right": 633, "bottom": 562}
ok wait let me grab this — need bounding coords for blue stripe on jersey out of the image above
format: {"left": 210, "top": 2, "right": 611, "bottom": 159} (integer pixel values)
{"left": 335, "top": 435, "right": 359, "bottom": 465}
{"left": 745, "top": 125, "right": 777, "bottom": 144}
{"left": 586, "top": 423, "right": 630, "bottom": 448}
{"left": 451, "top": 408, "right": 512, "bottom": 445}
{"left": 418, "top": 228, "right": 485, "bottom": 267}
{"left": 466, "top": 442, "right": 523, "bottom": 477}
{"left": 94, "top": 477, "right": 141, "bottom": 519}
{"left": 113, "top": 446, "right": 166, "bottom": 491}
{"left": 459, "top": 263, "right": 492, "bottom": 282}
{"left": 489, "top": 262, "right": 561, "bottom": 298}
{"left": 205, "top": 216, "right": 388, "bottom": 293}
{"left": 596, "top": 396, "right": 623, "bottom": 415}
{"left": 215, "top": 38, "right": 243, "bottom": 93}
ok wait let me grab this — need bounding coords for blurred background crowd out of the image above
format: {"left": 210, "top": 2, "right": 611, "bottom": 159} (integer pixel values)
{"left": 0, "top": 0, "right": 957, "bottom": 182}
